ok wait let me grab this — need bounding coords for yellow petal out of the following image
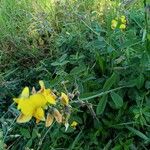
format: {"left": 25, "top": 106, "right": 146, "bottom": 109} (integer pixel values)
{"left": 18, "top": 99, "right": 34, "bottom": 116}
{"left": 39, "top": 80, "right": 45, "bottom": 89}
{"left": 119, "top": 24, "right": 126, "bottom": 29}
{"left": 71, "top": 121, "right": 78, "bottom": 128}
{"left": 111, "top": 19, "right": 118, "bottom": 30}
{"left": 45, "top": 113, "right": 54, "bottom": 127}
{"left": 17, "top": 98, "right": 34, "bottom": 116}
{"left": 43, "top": 89, "right": 56, "bottom": 105}
{"left": 46, "top": 95, "right": 56, "bottom": 105}
{"left": 53, "top": 109, "right": 62, "bottom": 123}
{"left": 20, "top": 87, "right": 29, "bottom": 98}
{"left": 121, "top": 19, "right": 126, "bottom": 24}
{"left": 120, "top": 15, "right": 126, "bottom": 20}
{"left": 120, "top": 16, "right": 126, "bottom": 24}
{"left": 33, "top": 107, "right": 45, "bottom": 121}
{"left": 30, "top": 93, "right": 47, "bottom": 108}
{"left": 17, "top": 98, "right": 24, "bottom": 110}
{"left": 17, "top": 113, "right": 32, "bottom": 123}
{"left": 13, "top": 98, "right": 20, "bottom": 104}
{"left": 60, "top": 92, "right": 69, "bottom": 106}
{"left": 111, "top": 20, "right": 118, "bottom": 25}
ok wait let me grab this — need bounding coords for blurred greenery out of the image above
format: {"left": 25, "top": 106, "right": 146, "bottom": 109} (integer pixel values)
{"left": 0, "top": 0, "right": 150, "bottom": 149}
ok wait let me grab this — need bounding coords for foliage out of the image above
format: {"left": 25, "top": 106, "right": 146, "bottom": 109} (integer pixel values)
{"left": 0, "top": 0, "right": 150, "bottom": 149}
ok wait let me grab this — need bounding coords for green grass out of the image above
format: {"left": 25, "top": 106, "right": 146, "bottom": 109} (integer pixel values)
{"left": 0, "top": 0, "right": 150, "bottom": 149}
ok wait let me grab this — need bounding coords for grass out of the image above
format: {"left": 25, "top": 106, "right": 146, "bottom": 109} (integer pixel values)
{"left": 0, "top": 0, "right": 150, "bottom": 149}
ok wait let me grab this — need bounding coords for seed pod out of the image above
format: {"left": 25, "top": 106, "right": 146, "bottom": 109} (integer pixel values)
{"left": 53, "top": 108, "right": 62, "bottom": 123}
{"left": 45, "top": 113, "right": 54, "bottom": 127}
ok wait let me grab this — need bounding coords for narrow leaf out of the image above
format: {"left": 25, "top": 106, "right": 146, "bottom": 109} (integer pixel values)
{"left": 103, "top": 73, "right": 117, "bottom": 91}
{"left": 96, "top": 95, "right": 108, "bottom": 115}
{"left": 127, "top": 126, "right": 149, "bottom": 141}
{"left": 136, "top": 74, "right": 144, "bottom": 89}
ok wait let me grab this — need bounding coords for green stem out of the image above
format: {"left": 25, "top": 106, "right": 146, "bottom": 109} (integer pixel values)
{"left": 79, "top": 85, "right": 132, "bottom": 101}
{"left": 144, "top": 0, "right": 149, "bottom": 53}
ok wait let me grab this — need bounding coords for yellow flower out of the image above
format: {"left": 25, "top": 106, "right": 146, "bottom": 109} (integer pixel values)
{"left": 111, "top": 19, "right": 118, "bottom": 30}
{"left": 71, "top": 121, "right": 78, "bottom": 128}
{"left": 119, "top": 24, "right": 126, "bottom": 30}
{"left": 60, "top": 92, "right": 69, "bottom": 106}
{"left": 39, "top": 80, "right": 56, "bottom": 105}
{"left": 14, "top": 87, "right": 46, "bottom": 123}
{"left": 120, "top": 15, "right": 126, "bottom": 24}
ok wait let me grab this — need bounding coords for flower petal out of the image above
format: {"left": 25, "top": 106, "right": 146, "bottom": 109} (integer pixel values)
{"left": 13, "top": 98, "right": 20, "bottom": 104}
{"left": 46, "top": 95, "right": 56, "bottom": 105}
{"left": 43, "top": 89, "right": 56, "bottom": 105}
{"left": 17, "top": 113, "right": 32, "bottom": 123}
{"left": 20, "top": 87, "right": 29, "bottom": 98}
{"left": 119, "top": 24, "right": 126, "bottom": 30}
{"left": 60, "top": 92, "right": 69, "bottom": 106}
{"left": 20, "top": 100, "right": 34, "bottom": 116}
{"left": 111, "top": 19, "right": 118, "bottom": 30}
{"left": 71, "top": 121, "right": 78, "bottom": 128}
{"left": 39, "top": 80, "right": 45, "bottom": 89}
{"left": 30, "top": 94, "right": 47, "bottom": 108}
{"left": 33, "top": 107, "right": 45, "bottom": 121}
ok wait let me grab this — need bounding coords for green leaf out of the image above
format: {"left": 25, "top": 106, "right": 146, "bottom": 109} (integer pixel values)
{"left": 96, "top": 95, "right": 108, "bottom": 115}
{"left": 20, "top": 128, "right": 31, "bottom": 139}
{"left": 95, "top": 52, "right": 105, "bottom": 74}
{"left": 26, "top": 139, "right": 33, "bottom": 148}
{"left": 112, "top": 145, "right": 122, "bottom": 150}
{"left": 70, "top": 65, "right": 86, "bottom": 75}
{"left": 145, "top": 81, "right": 150, "bottom": 90}
{"left": 110, "top": 92, "right": 123, "bottom": 108}
{"left": 103, "top": 73, "right": 117, "bottom": 91}
{"left": 69, "top": 129, "right": 83, "bottom": 150}
{"left": 96, "top": 73, "right": 117, "bottom": 115}
{"left": 136, "top": 74, "right": 144, "bottom": 89}
{"left": 127, "top": 126, "right": 149, "bottom": 141}
{"left": 51, "top": 60, "right": 69, "bottom": 66}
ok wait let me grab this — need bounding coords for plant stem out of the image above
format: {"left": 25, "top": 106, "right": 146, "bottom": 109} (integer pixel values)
{"left": 144, "top": 0, "right": 149, "bottom": 54}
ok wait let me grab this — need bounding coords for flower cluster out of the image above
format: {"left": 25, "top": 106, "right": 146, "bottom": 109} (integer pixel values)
{"left": 13, "top": 81, "right": 78, "bottom": 129}
{"left": 111, "top": 15, "right": 127, "bottom": 30}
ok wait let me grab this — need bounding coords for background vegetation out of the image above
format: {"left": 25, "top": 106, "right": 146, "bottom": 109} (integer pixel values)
{"left": 0, "top": 0, "right": 150, "bottom": 149}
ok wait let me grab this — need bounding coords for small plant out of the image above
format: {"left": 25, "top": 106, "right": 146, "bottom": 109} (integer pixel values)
{"left": 13, "top": 80, "right": 79, "bottom": 131}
